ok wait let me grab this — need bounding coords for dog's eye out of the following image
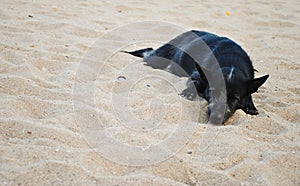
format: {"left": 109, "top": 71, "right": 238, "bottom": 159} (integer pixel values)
{"left": 228, "top": 95, "right": 240, "bottom": 110}
{"left": 228, "top": 94, "right": 240, "bottom": 101}
{"left": 233, "top": 95, "right": 240, "bottom": 102}
{"left": 228, "top": 95, "right": 240, "bottom": 106}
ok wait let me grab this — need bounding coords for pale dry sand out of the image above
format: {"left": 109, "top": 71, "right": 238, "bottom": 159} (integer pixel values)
{"left": 1, "top": 0, "right": 299, "bottom": 185}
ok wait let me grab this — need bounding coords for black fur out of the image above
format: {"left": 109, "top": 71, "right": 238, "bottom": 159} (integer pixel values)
{"left": 121, "top": 48, "right": 153, "bottom": 58}
{"left": 122, "top": 30, "right": 269, "bottom": 124}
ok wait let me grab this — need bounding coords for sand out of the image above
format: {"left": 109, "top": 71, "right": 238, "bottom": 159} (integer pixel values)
{"left": 1, "top": 0, "right": 299, "bottom": 185}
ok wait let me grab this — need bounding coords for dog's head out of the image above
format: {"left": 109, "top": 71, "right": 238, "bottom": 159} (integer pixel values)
{"left": 221, "top": 67, "right": 269, "bottom": 120}
{"left": 195, "top": 63, "right": 269, "bottom": 123}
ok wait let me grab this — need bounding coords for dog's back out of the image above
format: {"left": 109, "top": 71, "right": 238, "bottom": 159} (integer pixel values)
{"left": 142, "top": 30, "right": 254, "bottom": 81}
{"left": 192, "top": 30, "right": 254, "bottom": 80}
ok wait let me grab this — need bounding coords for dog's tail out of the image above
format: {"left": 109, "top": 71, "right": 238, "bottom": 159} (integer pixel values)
{"left": 121, "top": 47, "right": 154, "bottom": 58}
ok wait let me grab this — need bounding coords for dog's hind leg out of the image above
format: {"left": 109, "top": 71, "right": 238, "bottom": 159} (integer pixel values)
{"left": 180, "top": 71, "right": 207, "bottom": 100}
{"left": 180, "top": 80, "right": 198, "bottom": 100}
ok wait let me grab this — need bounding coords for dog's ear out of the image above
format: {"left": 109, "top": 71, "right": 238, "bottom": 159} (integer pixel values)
{"left": 247, "top": 75, "right": 269, "bottom": 95}
{"left": 194, "top": 61, "right": 207, "bottom": 82}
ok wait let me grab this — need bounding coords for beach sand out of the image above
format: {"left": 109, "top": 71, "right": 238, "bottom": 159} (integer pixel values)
{"left": 1, "top": 0, "right": 299, "bottom": 185}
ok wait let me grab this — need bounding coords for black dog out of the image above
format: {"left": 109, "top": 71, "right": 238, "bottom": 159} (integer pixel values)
{"left": 123, "top": 30, "right": 269, "bottom": 124}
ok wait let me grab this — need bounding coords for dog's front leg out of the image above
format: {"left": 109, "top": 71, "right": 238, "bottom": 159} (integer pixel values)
{"left": 206, "top": 88, "right": 227, "bottom": 124}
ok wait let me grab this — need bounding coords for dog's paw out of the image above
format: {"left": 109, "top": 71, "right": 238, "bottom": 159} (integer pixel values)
{"left": 180, "top": 88, "right": 196, "bottom": 100}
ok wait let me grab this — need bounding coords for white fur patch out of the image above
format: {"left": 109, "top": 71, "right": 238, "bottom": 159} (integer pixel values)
{"left": 228, "top": 67, "right": 234, "bottom": 81}
{"left": 143, "top": 50, "right": 152, "bottom": 60}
